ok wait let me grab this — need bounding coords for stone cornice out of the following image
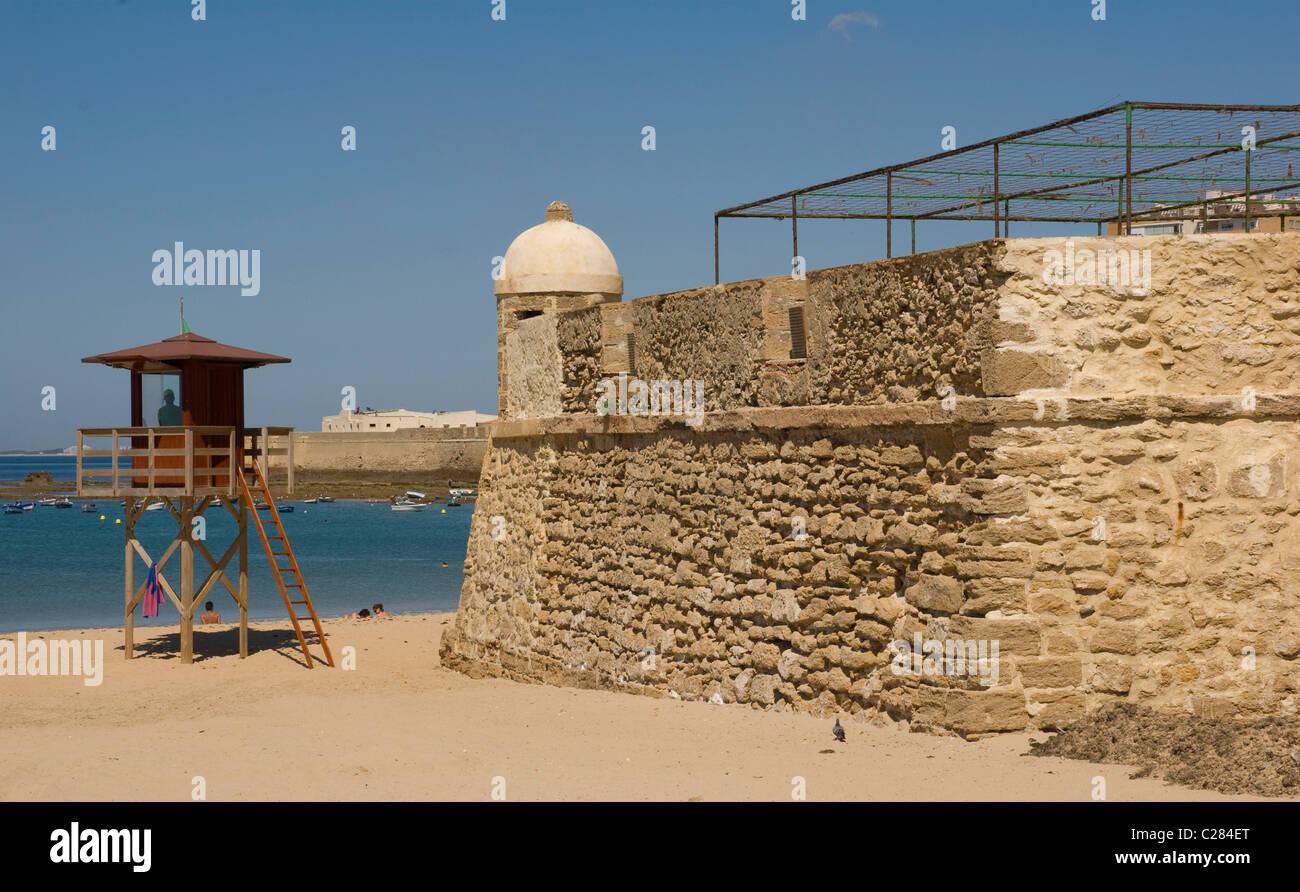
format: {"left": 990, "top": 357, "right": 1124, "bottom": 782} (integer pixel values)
{"left": 490, "top": 393, "right": 1300, "bottom": 439}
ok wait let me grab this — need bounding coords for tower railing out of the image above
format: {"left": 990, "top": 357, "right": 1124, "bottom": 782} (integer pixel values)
{"left": 243, "top": 426, "right": 295, "bottom": 495}
{"left": 75, "top": 425, "right": 296, "bottom": 498}
{"left": 76, "top": 427, "right": 237, "bottom": 498}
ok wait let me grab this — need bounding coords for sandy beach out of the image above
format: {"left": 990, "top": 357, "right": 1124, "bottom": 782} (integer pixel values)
{"left": 0, "top": 612, "right": 1270, "bottom": 802}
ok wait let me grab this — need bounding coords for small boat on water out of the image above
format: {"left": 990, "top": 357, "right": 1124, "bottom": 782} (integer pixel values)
{"left": 316, "top": 496, "right": 335, "bottom": 503}
{"left": 146, "top": 502, "right": 165, "bottom": 512}
{"left": 4, "top": 503, "right": 23, "bottom": 515}
{"left": 303, "top": 498, "right": 318, "bottom": 504}
{"left": 446, "top": 497, "right": 462, "bottom": 507}
{"left": 254, "top": 502, "right": 270, "bottom": 510}
{"left": 54, "top": 498, "right": 74, "bottom": 509}
{"left": 450, "top": 488, "right": 475, "bottom": 498}
{"left": 37, "top": 498, "right": 57, "bottom": 507}
{"left": 391, "top": 495, "right": 426, "bottom": 512}
{"left": 406, "top": 490, "right": 426, "bottom": 500}
{"left": 22, "top": 502, "right": 35, "bottom": 511}
{"left": 82, "top": 503, "right": 97, "bottom": 513}
{"left": 278, "top": 505, "right": 294, "bottom": 513}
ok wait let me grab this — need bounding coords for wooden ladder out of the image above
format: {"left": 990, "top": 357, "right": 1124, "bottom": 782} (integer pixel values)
{"left": 237, "top": 461, "right": 334, "bottom": 668}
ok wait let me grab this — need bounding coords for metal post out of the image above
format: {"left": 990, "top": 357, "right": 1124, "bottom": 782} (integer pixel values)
{"left": 1201, "top": 197, "right": 1208, "bottom": 234}
{"left": 1004, "top": 199, "right": 1010, "bottom": 238}
{"left": 993, "top": 142, "right": 1000, "bottom": 238}
{"left": 791, "top": 196, "right": 798, "bottom": 265}
{"left": 1097, "top": 221, "right": 1103, "bottom": 236}
{"left": 1245, "top": 148, "right": 1252, "bottom": 234}
{"left": 886, "top": 172, "right": 893, "bottom": 258}
{"left": 910, "top": 218, "right": 916, "bottom": 255}
{"left": 1124, "top": 103, "right": 1133, "bottom": 234}
{"left": 713, "top": 215, "right": 720, "bottom": 285}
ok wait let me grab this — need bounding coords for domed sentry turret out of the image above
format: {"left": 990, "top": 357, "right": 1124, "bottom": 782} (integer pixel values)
{"left": 495, "top": 201, "right": 623, "bottom": 417}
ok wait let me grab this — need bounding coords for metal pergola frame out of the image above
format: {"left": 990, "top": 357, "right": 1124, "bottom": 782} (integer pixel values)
{"left": 713, "top": 101, "right": 1300, "bottom": 283}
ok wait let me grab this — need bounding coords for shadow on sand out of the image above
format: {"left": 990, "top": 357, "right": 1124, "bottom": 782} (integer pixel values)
{"left": 115, "top": 627, "right": 330, "bottom": 669}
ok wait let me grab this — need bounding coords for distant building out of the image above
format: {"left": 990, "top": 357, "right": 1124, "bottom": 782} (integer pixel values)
{"left": 321, "top": 408, "right": 497, "bottom": 432}
{"left": 1108, "top": 189, "right": 1300, "bottom": 236}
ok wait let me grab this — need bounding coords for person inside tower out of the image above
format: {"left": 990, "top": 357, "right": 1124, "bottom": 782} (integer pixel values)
{"left": 157, "top": 388, "right": 182, "bottom": 425}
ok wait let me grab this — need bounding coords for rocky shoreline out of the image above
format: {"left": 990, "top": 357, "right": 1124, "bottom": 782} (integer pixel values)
{"left": 0, "top": 469, "right": 480, "bottom": 502}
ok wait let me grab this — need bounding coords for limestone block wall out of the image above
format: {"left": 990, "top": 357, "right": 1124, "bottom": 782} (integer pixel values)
{"left": 804, "top": 242, "right": 1003, "bottom": 404}
{"left": 497, "top": 290, "right": 618, "bottom": 416}
{"left": 994, "top": 235, "right": 1300, "bottom": 397}
{"left": 519, "top": 235, "right": 1300, "bottom": 418}
{"left": 546, "top": 241, "right": 1006, "bottom": 414}
{"left": 443, "top": 233, "right": 1300, "bottom": 733}
{"left": 556, "top": 306, "right": 603, "bottom": 413}
{"left": 611, "top": 278, "right": 768, "bottom": 411}
{"left": 975, "top": 408, "right": 1300, "bottom": 725}
{"left": 505, "top": 314, "right": 562, "bottom": 419}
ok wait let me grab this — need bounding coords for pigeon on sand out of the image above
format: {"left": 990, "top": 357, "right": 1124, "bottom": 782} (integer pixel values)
{"left": 833, "top": 718, "right": 846, "bottom": 742}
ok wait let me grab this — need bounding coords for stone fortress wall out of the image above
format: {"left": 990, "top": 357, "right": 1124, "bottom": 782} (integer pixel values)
{"left": 441, "top": 222, "right": 1300, "bottom": 735}
{"left": 290, "top": 425, "right": 492, "bottom": 475}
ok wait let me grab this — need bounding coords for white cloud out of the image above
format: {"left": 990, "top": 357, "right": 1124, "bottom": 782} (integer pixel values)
{"left": 828, "top": 11, "right": 881, "bottom": 39}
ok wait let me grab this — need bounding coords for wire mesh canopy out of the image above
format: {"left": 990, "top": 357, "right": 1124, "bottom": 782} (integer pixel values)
{"left": 717, "top": 102, "right": 1300, "bottom": 228}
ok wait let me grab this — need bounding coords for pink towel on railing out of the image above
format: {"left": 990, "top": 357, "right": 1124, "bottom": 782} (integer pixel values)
{"left": 143, "top": 563, "right": 164, "bottom": 618}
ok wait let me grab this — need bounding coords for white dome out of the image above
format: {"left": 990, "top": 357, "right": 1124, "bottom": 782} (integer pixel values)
{"left": 495, "top": 201, "right": 622, "bottom": 297}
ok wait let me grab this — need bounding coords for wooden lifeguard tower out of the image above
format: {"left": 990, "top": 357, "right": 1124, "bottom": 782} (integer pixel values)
{"left": 75, "top": 330, "right": 333, "bottom": 668}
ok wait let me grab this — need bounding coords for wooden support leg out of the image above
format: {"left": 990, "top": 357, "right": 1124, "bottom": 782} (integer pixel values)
{"left": 239, "top": 501, "right": 248, "bottom": 659}
{"left": 180, "top": 497, "right": 194, "bottom": 664}
{"left": 124, "top": 499, "right": 134, "bottom": 660}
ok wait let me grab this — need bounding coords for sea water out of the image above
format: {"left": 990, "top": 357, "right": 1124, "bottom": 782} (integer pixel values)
{"left": 0, "top": 458, "right": 471, "bottom": 632}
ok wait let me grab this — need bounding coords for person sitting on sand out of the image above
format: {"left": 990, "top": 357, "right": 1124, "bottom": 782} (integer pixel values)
{"left": 372, "top": 603, "right": 388, "bottom": 618}
{"left": 199, "top": 601, "right": 221, "bottom": 624}
{"left": 348, "top": 608, "right": 371, "bottom": 619}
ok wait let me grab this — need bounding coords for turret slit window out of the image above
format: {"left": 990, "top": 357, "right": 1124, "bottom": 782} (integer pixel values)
{"left": 789, "top": 306, "right": 807, "bottom": 359}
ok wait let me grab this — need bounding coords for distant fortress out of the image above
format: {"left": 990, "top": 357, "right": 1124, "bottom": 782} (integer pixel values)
{"left": 320, "top": 408, "right": 497, "bottom": 433}
{"left": 293, "top": 411, "right": 494, "bottom": 476}
{"left": 440, "top": 199, "right": 1300, "bottom": 735}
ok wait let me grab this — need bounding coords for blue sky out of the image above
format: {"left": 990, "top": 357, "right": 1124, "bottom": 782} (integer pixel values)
{"left": 2, "top": 0, "right": 1297, "bottom": 450}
